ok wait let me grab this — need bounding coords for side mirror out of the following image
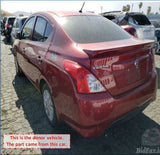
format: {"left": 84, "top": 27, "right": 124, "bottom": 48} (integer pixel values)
{"left": 16, "top": 32, "right": 22, "bottom": 39}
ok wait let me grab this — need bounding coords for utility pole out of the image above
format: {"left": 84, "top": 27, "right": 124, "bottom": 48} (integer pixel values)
{"left": 101, "top": 6, "right": 103, "bottom": 14}
{"left": 131, "top": 3, "right": 134, "bottom": 12}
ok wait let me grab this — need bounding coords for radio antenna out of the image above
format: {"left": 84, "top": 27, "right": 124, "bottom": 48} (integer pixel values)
{"left": 79, "top": 2, "right": 85, "bottom": 13}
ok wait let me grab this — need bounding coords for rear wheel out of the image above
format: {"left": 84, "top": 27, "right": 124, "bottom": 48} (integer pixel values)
{"left": 155, "top": 41, "right": 160, "bottom": 54}
{"left": 42, "top": 83, "right": 58, "bottom": 126}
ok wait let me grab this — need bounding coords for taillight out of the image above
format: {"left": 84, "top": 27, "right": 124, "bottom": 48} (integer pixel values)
{"left": 64, "top": 60, "right": 106, "bottom": 93}
{"left": 132, "top": 28, "right": 136, "bottom": 37}
{"left": 124, "top": 27, "right": 136, "bottom": 37}
{"left": 5, "top": 23, "right": 9, "bottom": 28}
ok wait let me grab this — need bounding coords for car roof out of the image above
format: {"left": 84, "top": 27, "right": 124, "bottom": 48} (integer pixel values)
{"left": 101, "top": 11, "right": 122, "bottom": 15}
{"left": 51, "top": 11, "right": 96, "bottom": 17}
{"left": 33, "top": 11, "right": 97, "bottom": 17}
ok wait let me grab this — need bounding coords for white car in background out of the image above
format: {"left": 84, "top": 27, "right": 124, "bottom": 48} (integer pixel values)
{"left": 125, "top": 12, "right": 159, "bottom": 54}
{"left": 102, "top": 12, "right": 159, "bottom": 54}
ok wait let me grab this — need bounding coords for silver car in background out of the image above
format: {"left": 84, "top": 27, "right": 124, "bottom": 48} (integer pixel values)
{"left": 147, "top": 14, "right": 160, "bottom": 54}
{"left": 102, "top": 12, "right": 159, "bottom": 54}
{"left": 124, "top": 13, "right": 159, "bottom": 54}
{"left": 11, "top": 16, "right": 28, "bottom": 45}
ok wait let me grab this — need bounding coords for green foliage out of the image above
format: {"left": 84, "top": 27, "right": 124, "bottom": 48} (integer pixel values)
{"left": 122, "top": 4, "right": 130, "bottom": 12}
{"left": 19, "top": 14, "right": 24, "bottom": 17}
{"left": 147, "top": 6, "right": 151, "bottom": 15}
{"left": 139, "top": 2, "right": 143, "bottom": 12}
{"left": 122, "top": 6, "right": 127, "bottom": 12}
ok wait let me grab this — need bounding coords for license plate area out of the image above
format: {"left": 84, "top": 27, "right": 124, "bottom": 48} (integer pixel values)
{"left": 125, "top": 67, "right": 141, "bottom": 84}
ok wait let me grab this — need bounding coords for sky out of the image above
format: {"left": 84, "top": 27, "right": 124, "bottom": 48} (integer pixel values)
{"left": 1, "top": 1, "right": 160, "bottom": 14}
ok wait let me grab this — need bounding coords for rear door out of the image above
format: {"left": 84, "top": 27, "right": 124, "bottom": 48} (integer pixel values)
{"left": 22, "top": 16, "right": 54, "bottom": 85}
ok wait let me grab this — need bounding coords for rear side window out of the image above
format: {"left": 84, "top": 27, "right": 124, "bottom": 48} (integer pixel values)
{"left": 59, "top": 15, "right": 131, "bottom": 44}
{"left": 32, "top": 17, "right": 53, "bottom": 42}
{"left": 33, "top": 17, "right": 47, "bottom": 41}
{"left": 8, "top": 18, "right": 15, "bottom": 25}
{"left": 22, "top": 17, "right": 35, "bottom": 39}
{"left": 44, "top": 23, "right": 53, "bottom": 41}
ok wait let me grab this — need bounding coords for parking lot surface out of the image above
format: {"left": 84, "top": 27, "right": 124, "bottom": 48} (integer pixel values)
{"left": 1, "top": 35, "right": 160, "bottom": 154}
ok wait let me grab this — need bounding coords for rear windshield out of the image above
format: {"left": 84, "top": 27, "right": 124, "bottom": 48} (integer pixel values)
{"left": 59, "top": 15, "right": 131, "bottom": 44}
{"left": 104, "top": 15, "right": 115, "bottom": 20}
{"left": 8, "top": 18, "right": 15, "bottom": 25}
{"left": 131, "top": 15, "right": 151, "bottom": 25}
{"left": 150, "top": 21, "right": 160, "bottom": 28}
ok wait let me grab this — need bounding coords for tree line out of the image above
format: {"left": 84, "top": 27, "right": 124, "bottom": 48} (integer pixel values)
{"left": 122, "top": 2, "right": 160, "bottom": 15}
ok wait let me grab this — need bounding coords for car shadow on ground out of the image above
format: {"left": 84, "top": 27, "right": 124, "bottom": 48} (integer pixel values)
{"left": 2, "top": 36, "right": 12, "bottom": 45}
{"left": 12, "top": 74, "right": 160, "bottom": 154}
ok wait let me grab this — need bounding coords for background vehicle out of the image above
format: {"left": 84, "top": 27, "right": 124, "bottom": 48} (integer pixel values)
{"left": 102, "top": 12, "right": 159, "bottom": 54}
{"left": 101, "top": 11, "right": 136, "bottom": 36}
{"left": 1, "top": 16, "right": 7, "bottom": 35}
{"left": 4, "top": 16, "right": 15, "bottom": 42}
{"left": 13, "top": 11, "right": 157, "bottom": 137}
{"left": 147, "top": 14, "right": 160, "bottom": 54}
{"left": 11, "top": 16, "right": 28, "bottom": 44}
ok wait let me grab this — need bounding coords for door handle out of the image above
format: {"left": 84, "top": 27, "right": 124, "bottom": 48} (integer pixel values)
{"left": 37, "top": 56, "right": 42, "bottom": 62}
{"left": 22, "top": 48, "right": 25, "bottom": 53}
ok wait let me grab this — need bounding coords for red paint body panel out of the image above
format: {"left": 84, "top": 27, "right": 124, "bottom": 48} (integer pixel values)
{"left": 49, "top": 11, "right": 95, "bottom": 17}
{"left": 13, "top": 11, "right": 157, "bottom": 137}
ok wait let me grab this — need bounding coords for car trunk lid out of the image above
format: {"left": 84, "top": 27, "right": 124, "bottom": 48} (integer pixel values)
{"left": 135, "top": 25, "right": 155, "bottom": 40}
{"left": 78, "top": 39, "right": 154, "bottom": 96}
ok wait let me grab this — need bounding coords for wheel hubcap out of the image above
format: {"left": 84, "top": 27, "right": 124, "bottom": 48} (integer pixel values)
{"left": 43, "top": 90, "right": 54, "bottom": 121}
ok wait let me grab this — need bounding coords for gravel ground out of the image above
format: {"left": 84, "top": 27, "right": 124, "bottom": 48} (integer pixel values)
{"left": 1, "top": 35, "right": 160, "bottom": 155}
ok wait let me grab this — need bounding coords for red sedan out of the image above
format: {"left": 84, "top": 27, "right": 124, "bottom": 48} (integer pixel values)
{"left": 13, "top": 11, "right": 157, "bottom": 137}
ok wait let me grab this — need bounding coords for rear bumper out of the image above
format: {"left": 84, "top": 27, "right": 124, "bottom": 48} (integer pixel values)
{"left": 60, "top": 71, "right": 157, "bottom": 137}
{"left": 107, "top": 99, "right": 152, "bottom": 129}
{"left": 70, "top": 99, "right": 152, "bottom": 137}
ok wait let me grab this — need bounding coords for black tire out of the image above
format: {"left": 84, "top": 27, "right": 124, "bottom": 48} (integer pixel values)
{"left": 155, "top": 41, "right": 160, "bottom": 54}
{"left": 42, "top": 83, "right": 58, "bottom": 126}
{"left": 14, "top": 56, "right": 23, "bottom": 76}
